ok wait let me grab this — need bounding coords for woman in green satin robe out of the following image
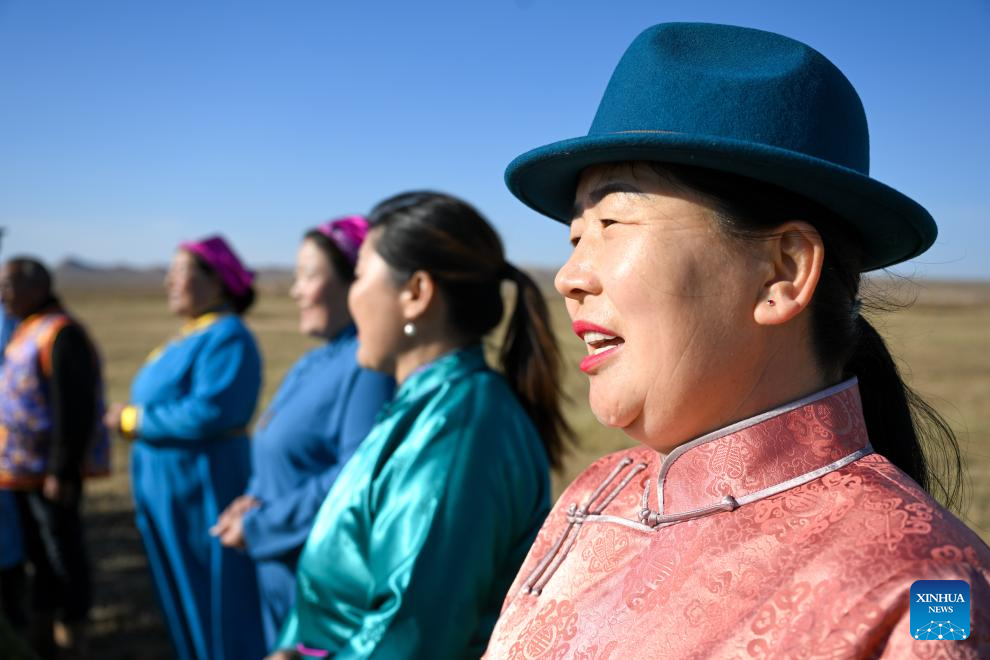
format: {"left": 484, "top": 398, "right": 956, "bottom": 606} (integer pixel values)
{"left": 267, "top": 191, "right": 570, "bottom": 659}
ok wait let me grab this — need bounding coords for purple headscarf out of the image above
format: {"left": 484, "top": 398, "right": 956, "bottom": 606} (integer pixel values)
{"left": 314, "top": 215, "right": 370, "bottom": 266}
{"left": 179, "top": 235, "right": 255, "bottom": 297}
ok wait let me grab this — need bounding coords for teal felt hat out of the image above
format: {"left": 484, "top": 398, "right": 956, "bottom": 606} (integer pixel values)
{"left": 505, "top": 22, "right": 936, "bottom": 271}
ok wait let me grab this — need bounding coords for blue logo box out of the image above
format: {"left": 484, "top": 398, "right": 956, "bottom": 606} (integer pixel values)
{"left": 910, "top": 580, "right": 970, "bottom": 640}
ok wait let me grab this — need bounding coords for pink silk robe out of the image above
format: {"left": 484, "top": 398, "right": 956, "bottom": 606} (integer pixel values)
{"left": 485, "top": 381, "right": 990, "bottom": 658}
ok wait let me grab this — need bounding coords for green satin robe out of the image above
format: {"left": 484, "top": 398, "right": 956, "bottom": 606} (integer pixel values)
{"left": 277, "top": 346, "right": 551, "bottom": 658}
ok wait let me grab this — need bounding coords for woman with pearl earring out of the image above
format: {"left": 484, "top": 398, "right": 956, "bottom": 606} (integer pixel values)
{"left": 265, "top": 191, "right": 570, "bottom": 659}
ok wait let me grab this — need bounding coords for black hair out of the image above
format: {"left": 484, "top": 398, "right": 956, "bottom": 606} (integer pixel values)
{"left": 367, "top": 191, "right": 571, "bottom": 469}
{"left": 191, "top": 254, "right": 256, "bottom": 315}
{"left": 303, "top": 230, "right": 356, "bottom": 283}
{"left": 649, "top": 163, "right": 962, "bottom": 509}
{"left": 6, "top": 256, "right": 53, "bottom": 296}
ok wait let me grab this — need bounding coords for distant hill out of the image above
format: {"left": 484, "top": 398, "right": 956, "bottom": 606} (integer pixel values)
{"left": 54, "top": 257, "right": 294, "bottom": 293}
{"left": 56, "top": 258, "right": 168, "bottom": 291}
{"left": 53, "top": 257, "right": 557, "bottom": 296}
{"left": 50, "top": 257, "right": 989, "bottom": 306}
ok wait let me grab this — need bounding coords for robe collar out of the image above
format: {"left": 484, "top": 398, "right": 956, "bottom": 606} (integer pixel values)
{"left": 641, "top": 378, "right": 872, "bottom": 526}
{"left": 522, "top": 379, "right": 874, "bottom": 595}
{"left": 389, "top": 344, "right": 487, "bottom": 410}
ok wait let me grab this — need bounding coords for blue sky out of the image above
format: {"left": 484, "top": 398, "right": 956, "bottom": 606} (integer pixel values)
{"left": 1, "top": 0, "right": 988, "bottom": 279}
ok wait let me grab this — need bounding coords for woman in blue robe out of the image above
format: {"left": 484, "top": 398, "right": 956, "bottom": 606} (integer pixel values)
{"left": 267, "top": 192, "right": 571, "bottom": 659}
{"left": 211, "top": 217, "right": 393, "bottom": 650}
{"left": 105, "top": 235, "right": 265, "bottom": 660}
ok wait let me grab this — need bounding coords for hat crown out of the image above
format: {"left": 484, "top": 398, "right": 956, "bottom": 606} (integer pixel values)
{"left": 590, "top": 23, "right": 870, "bottom": 174}
{"left": 504, "top": 21, "right": 937, "bottom": 271}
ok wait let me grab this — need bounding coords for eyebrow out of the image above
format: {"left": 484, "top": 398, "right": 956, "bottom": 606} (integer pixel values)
{"left": 571, "top": 181, "right": 647, "bottom": 219}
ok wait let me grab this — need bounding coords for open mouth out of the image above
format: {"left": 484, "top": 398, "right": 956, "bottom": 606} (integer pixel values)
{"left": 583, "top": 330, "right": 625, "bottom": 356}
{"left": 573, "top": 321, "right": 625, "bottom": 373}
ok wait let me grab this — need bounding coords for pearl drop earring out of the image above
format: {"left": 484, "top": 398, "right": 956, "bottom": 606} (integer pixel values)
{"left": 403, "top": 322, "right": 417, "bottom": 337}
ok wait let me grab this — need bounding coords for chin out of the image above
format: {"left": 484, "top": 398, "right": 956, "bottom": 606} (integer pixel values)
{"left": 588, "top": 390, "right": 639, "bottom": 430}
{"left": 299, "top": 322, "right": 321, "bottom": 338}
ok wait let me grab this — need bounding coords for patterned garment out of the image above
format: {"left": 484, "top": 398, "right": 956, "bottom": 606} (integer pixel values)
{"left": 485, "top": 380, "right": 990, "bottom": 659}
{"left": 0, "top": 311, "right": 109, "bottom": 488}
{"left": 0, "top": 304, "right": 21, "bottom": 570}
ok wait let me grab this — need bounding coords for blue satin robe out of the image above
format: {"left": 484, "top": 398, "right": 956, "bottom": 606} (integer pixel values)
{"left": 129, "top": 313, "right": 265, "bottom": 660}
{"left": 243, "top": 325, "right": 393, "bottom": 649}
{"left": 277, "top": 346, "right": 551, "bottom": 658}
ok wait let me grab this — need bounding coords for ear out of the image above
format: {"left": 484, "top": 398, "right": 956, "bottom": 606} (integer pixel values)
{"left": 753, "top": 221, "right": 824, "bottom": 326}
{"left": 398, "top": 270, "right": 437, "bottom": 322}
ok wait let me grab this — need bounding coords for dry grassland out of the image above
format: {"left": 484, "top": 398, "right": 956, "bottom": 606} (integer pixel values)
{"left": 55, "top": 280, "right": 988, "bottom": 658}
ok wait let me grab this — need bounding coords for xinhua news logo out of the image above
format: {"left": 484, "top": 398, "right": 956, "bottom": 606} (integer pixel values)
{"left": 910, "top": 580, "right": 970, "bottom": 640}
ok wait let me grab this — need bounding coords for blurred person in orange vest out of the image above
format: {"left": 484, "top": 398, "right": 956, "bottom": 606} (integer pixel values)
{"left": 0, "top": 257, "right": 110, "bottom": 659}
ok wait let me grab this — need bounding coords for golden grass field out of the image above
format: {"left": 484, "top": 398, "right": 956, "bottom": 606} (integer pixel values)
{"left": 53, "top": 279, "right": 990, "bottom": 659}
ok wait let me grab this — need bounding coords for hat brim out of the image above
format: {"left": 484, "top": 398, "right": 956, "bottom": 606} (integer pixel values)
{"left": 505, "top": 132, "right": 936, "bottom": 272}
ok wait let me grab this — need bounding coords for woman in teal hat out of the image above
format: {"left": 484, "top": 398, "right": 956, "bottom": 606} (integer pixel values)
{"left": 485, "top": 22, "right": 990, "bottom": 657}
{"left": 266, "top": 191, "right": 569, "bottom": 659}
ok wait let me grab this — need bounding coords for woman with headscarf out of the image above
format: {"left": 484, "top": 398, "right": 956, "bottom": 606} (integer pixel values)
{"left": 266, "top": 191, "right": 570, "bottom": 659}
{"left": 210, "top": 217, "right": 393, "bottom": 650}
{"left": 105, "top": 235, "right": 265, "bottom": 660}
{"left": 484, "top": 22, "right": 990, "bottom": 658}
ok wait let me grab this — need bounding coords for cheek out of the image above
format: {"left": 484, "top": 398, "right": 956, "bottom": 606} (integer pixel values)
{"left": 620, "top": 242, "right": 695, "bottom": 314}
{"left": 564, "top": 297, "right": 580, "bottom": 322}
{"left": 353, "top": 294, "right": 398, "bottom": 368}
{"left": 350, "top": 284, "right": 384, "bottom": 339}
{"left": 588, "top": 245, "right": 714, "bottom": 429}
{"left": 169, "top": 279, "right": 194, "bottom": 307}
{"left": 306, "top": 281, "right": 332, "bottom": 310}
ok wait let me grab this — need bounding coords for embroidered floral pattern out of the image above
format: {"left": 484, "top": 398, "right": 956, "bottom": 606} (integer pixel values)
{"left": 621, "top": 544, "right": 679, "bottom": 612}
{"left": 581, "top": 528, "right": 630, "bottom": 573}
{"left": 484, "top": 383, "right": 990, "bottom": 658}
{"left": 573, "top": 640, "right": 618, "bottom": 660}
{"left": 506, "top": 599, "right": 578, "bottom": 660}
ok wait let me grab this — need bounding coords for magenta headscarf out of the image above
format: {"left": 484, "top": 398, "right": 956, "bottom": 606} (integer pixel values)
{"left": 179, "top": 235, "right": 255, "bottom": 297}
{"left": 314, "top": 215, "right": 370, "bottom": 266}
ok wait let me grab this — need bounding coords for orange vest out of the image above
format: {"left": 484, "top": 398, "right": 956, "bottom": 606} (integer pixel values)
{"left": 0, "top": 312, "right": 110, "bottom": 488}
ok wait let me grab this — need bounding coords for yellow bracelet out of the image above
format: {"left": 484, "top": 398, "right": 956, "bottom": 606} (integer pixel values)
{"left": 120, "top": 405, "right": 140, "bottom": 440}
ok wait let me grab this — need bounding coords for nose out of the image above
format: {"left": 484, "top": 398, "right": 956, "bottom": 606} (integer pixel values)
{"left": 554, "top": 245, "right": 601, "bottom": 302}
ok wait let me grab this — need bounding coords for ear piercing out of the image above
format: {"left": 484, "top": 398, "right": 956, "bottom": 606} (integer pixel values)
{"left": 403, "top": 322, "right": 417, "bottom": 337}
{"left": 767, "top": 299, "right": 775, "bottom": 307}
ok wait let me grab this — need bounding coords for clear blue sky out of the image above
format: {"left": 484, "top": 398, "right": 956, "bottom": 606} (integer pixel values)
{"left": 1, "top": 0, "right": 988, "bottom": 279}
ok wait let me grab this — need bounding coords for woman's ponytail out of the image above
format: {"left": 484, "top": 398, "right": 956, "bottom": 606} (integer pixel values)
{"left": 846, "top": 314, "right": 962, "bottom": 509}
{"left": 501, "top": 265, "right": 570, "bottom": 469}
{"left": 369, "top": 191, "right": 572, "bottom": 470}
{"left": 654, "top": 162, "right": 964, "bottom": 510}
